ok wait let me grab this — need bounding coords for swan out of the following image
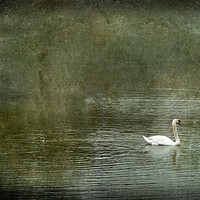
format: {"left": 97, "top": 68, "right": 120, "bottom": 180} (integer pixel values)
{"left": 143, "top": 119, "right": 182, "bottom": 146}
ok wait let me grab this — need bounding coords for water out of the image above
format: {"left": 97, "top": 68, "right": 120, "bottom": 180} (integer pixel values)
{"left": 1, "top": 89, "right": 200, "bottom": 199}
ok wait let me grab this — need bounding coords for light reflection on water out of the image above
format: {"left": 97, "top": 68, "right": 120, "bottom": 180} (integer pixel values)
{"left": 1, "top": 90, "right": 200, "bottom": 199}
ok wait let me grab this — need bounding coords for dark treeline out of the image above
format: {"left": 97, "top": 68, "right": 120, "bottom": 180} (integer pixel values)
{"left": 1, "top": 0, "right": 200, "bottom": 10}
{"left": 1, "top": 0, "right": 200, "bottom": 112}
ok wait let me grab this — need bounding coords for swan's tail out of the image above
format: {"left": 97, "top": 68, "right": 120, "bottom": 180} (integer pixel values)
{"left": 143, "top": 136, "right": 151, "bottom": 144}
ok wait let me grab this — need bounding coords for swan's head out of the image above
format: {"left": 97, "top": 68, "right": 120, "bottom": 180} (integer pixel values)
{"left": 178, "top": 119, "right": 182, "bottom": 126}
{"left": 173, "top": 119, "right": 182, "bottom": 126}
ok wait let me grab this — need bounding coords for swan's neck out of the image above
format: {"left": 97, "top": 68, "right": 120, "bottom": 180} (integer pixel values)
{"left": 172, "top": 121, "right": 180, "bottom": 145}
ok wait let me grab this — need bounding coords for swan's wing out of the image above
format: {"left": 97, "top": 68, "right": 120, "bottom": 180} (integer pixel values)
{"left": 148, "top": 135, "right": 175, "bottom": 145}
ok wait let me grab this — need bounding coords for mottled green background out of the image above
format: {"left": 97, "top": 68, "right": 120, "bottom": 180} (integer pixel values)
{"left": 1, "top": 0, "right": 200, "bottom": 98}
{"left": 1, "top": 0, "right": 200, "bottom": 199}
{"left": 1, "top": 0, "right": 200, "bottom": 120}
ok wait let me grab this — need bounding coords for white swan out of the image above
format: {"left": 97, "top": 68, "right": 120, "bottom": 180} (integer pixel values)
{"left": 143, "top": 119, "right": 182, "bottom": 146}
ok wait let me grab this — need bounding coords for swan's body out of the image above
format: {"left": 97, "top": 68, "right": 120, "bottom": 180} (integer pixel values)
{"left": 143, "top": 119, "right": 182, "bottom": 146}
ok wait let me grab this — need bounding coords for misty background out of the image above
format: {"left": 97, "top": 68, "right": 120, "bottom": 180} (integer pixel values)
{"left": 1, "top": 0, "right": 200, "bottom": 100}
{"left": 1, "top": 1, "right": 200, "bottom": 199}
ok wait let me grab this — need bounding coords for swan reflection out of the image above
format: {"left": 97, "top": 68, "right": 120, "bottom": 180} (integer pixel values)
{"left": 144, "top": 145, "right": 180, "bottom": 163}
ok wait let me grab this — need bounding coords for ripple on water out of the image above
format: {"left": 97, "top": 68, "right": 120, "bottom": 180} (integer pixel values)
{"left": 1, "top": 91, "right": 200, "bottom": 199}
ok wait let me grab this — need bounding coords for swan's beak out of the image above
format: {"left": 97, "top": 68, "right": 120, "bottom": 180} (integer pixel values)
{"left": 178, "top": 121, "right": 182, "bottom": 126}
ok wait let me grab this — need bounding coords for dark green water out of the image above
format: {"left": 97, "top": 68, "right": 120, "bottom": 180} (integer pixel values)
{"left": 1, "top": 89, "right": 200, "bottom": 199}
{"left": 1, "top": 1, "right": 200, "bottom": 199}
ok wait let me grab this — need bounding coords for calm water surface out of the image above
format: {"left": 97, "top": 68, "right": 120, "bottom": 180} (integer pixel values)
{"left": 1, "top": 89, "right": 200, "bottom": 199}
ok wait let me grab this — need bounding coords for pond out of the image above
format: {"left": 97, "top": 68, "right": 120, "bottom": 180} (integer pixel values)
{"left": 1, "top": 2, "right": 200, "bottom": 199}
{"left": 0, "top": 89, "right": 200, "bottom": 199}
